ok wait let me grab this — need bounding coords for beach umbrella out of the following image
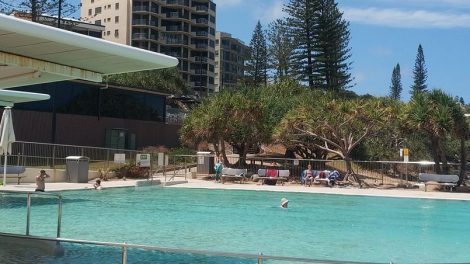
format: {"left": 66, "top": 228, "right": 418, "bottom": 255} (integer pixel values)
{"left": 0, "top": 107, "right": 15, "bottom": 186}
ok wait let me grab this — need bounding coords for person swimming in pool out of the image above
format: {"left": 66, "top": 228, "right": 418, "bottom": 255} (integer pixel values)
{"left": 93, "top": 179, "right": 102, "bottom": 190}
{"left": 280, "top": 197, "right": 289, "bottom": 208}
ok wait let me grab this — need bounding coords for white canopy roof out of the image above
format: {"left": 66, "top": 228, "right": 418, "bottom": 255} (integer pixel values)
{"left": 0, "top": 13, "right": 179, "bottom": 89}
{"left": 0, "top": 90, "right": 50, "bottom": 107}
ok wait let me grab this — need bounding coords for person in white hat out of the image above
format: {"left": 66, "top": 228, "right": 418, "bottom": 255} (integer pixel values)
{"left": 280, "top": 198, "right": 289, "bottom": 208}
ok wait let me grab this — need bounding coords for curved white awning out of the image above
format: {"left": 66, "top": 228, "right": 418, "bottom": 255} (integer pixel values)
{"left": 0, "top": 90, "right": 50, "bottom": 107}
{"left": 0, "top": 13, "right": 179, "bottom": 89}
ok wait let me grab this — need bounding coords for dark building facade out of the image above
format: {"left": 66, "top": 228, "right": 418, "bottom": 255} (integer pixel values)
{"left": 7, "top": 80, "right": 180, "bottom": 149}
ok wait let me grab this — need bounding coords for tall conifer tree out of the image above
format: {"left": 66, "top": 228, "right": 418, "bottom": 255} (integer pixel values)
{"left": 267, "top": 19, "right": 295, "bottom": 82}
{"left": 245, "top": 21, "right": 268, "bottom": 86}
{"left": 411, "top": 44, "right": 428, "bottom": 95}
{"left": 389, "top": 63, "right": 402, "bottom": 100}
{"left": 284, "top": 0, "right": 318, "bottom": 88}
{"left": 313, "top": 0, "right": 352, "bottom": 91}
{"left": 284, "top": 0, "right": 352, "bottom": 91}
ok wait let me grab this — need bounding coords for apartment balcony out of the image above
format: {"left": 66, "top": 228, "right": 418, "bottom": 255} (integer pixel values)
{"left": 166, "top": 0, "right": 189, "bottom": 7}
{"left": 192, "top": 69, "right": 208, "bottom": 75}
{"left": 166, "top": 25, "right": 182, "bottom": 31}
{"left": 165, "top": 52, "right": 182, "bottom": 58}
{"left": 194, "top": 31, "right": 208, "bottom": 37}
{"left": 132, "top": 33, "right": 157, "bottom": 40}
{"left": 163, "top": 39, "right": 185, "bottom": 45}
{"left": 195, "top": 56, "right": 208, "bottom": 62}
{"left": 191, "top": 18, "right": 208, "bottom": 25}
{"left": 132, "top": 19, "right": 158, "bottom": 27}
{"left": 193, "top": 43, "right": 208, "bottom": 49}
{"left": 133, "top": 6, "right": 149, "bottom": 12}
{"left": 194, "top": 5, "right": 208, "bottom": 12}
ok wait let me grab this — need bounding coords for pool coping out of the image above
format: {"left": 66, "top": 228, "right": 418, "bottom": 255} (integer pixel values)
{"left": 2, "top": 178, "right": 470, "bottom": 201}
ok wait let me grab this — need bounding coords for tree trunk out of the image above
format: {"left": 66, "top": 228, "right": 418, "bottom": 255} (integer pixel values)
{"left": 343, "top": 156, "right": 359, "bottom": 183}
{"left": 437, "top": 139, "right": 449, "bottom": 174}
{"left": 431, "top": 137, "right": 442, "bottom": 174}
{"left": 31, "top": 0, "right": 38, "bottom": 22}
{"left": 458, "top": 137, "right": 467, "bottom": 186}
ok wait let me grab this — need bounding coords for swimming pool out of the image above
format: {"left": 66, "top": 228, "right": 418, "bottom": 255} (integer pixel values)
{"left": 1, "top": 186, "right": 470, "bottom": 263}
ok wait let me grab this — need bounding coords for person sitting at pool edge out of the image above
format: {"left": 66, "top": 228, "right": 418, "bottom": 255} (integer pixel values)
{"left": 280, "top": 197, "right": 289, "bottom": 208}
{"left": 35, "top": 170, "right": 50, "bottom": 192}
{"left": 94, "top": 179, "right": 102, "bottom": 190}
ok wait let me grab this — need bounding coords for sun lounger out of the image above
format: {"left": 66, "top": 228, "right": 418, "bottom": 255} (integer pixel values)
{"left": 221, "top": 168, "right": 247, "bottom": 184}
{"left": 257, "top": 169, "right": 289, "bottom": 185}
{"left": 0, "top": 165, "right": 26, "bottom": 184}
{"left": 418, "top": 173, "right": 459, "bottom": 191}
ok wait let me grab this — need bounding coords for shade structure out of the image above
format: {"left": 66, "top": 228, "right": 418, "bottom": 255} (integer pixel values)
{"left": 0, "top": 107, "right": 15, "bottom": 186}
{"left": 0, "top": 13, "right": 179, "bottom": 89}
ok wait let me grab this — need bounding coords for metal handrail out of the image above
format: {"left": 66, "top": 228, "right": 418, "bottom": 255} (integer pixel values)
{"left": 0, "top": 191, "right": 62, "bottom": 238}
{"left": 0, "top": 232, "right": 388, "bottom": 264}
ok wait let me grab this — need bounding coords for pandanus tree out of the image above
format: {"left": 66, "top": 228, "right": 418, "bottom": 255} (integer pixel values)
{"left": 275, "top": 94, "right": 391, "bottom": 182}
{"left": 180, "top": 87, "right": 269, "bottom": 167}
{"left": 403, "top": 89, "right": 468, "bottom": 178}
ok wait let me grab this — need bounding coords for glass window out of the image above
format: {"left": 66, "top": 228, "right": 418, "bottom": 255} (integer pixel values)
{"left": 95, "top": 20, "right": 101, "bottom": 25}
{"left": 88, "top": 9, "right": 92, "bottom": 16}
{"left": 95, "top": 6, "right": 101, "bottom": 14}
{"left": 115, "top": 3, "right": 119, "bottom": 9}
{"left": 115, "top": 16, "right": 119, "bottom": 23}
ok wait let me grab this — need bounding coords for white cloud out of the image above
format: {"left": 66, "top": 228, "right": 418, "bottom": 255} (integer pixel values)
{"left": 343, "top": 7, "right": 470, "bottom": 28}
{"left": 213, "top": 0, "right": 242, "bottom": 8}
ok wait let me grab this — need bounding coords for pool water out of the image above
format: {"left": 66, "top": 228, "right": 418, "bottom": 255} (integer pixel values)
{"left": 1, "top": 186, "right": 470, "bottom": 263}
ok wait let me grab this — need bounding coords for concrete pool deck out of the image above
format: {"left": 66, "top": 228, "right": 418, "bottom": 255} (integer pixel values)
{"left": 2, "top": 177, "right": 470, "bottom": 201}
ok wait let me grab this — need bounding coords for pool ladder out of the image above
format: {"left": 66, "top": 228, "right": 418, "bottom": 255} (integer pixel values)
{"left": 0, "top": 190, "right": 63, "bottom": 238}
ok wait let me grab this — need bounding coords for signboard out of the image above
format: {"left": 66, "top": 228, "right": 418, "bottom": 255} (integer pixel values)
{"left": 114, "top": 153, "right": 125, "bottom": 164}
{"left": 137, "top": 153, "right": 151, "bottom": 167}
{"left": 158, "top": 153, "right": 165, "bottom": 166}
{"left": 403, "top": 148, "right": 409, "bottom": 163}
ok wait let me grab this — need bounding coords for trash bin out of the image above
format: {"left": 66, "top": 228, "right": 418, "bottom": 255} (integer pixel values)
{"left": 66, "top": 156, "right": 90, "bottom": 183}
{"left": 196, "top": 151, "right": 214, "bottom": 176}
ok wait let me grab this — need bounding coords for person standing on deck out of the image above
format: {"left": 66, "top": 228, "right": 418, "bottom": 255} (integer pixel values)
{"left": 35, "top": 170, "right": 50, "bottom": 192}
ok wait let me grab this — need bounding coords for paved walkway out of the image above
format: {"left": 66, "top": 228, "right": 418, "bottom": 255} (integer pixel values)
{"left": 2, "top": 177, "right": 470, "bottom": 201}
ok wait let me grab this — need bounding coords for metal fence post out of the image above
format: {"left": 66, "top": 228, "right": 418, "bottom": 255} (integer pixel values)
{"left": 26, "top": 193, "right": 31, "bottom": 236}
{"left": 57, "top": 196, "right": 62, "bottom": 238}
{"left": 106, "top": 149, "right": 110, "bottom": 171}
{"left": 52, "top": 145, "right": 56, "bottom": 169}
{"left": 21, "top": 142, "right": 25, "bottom": 166}
{"left": 184, "top": 156, "right": 187, "bottom": 180}
{"left": 121, "top": 242, "right": 128, "bottom": 264}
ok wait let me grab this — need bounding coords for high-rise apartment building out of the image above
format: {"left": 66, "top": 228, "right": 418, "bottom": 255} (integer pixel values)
{"left": 81, "top": 0, "right": 216, "bottom": 95}
{"left": 214, "top": 32, "right": 249, "bottom": 92}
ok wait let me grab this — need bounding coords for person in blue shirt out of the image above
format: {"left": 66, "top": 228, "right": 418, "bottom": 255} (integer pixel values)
{"left": 214, "top": 155, "right": 224, "bottom": 182}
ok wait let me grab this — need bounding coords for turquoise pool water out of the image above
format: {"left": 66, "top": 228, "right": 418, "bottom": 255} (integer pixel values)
{"left": 1, "top": 186, "right": 470, "bottom": 263}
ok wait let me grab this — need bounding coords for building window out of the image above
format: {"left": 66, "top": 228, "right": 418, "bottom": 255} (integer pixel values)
{"left": 95, "top": 7, "right": 101, "bottom": 14}
{"left": 115, "top": 29, "right": 119, "bottom": 37}
{"left": 108, "top": 4, "right": 111, "bottom": 8}
{"left": 107, "top": 31, "right": 110, "bottom": 36}
{"left": 91, "top": 0, "right": 94, "bottom": 3}
{"left": 115, "top": 3, "right": 119, "bottom": 10}
{"left": 88, "top": 9, "right": 92, "bottom": 16}
{"left": 115, "top": 16, "right": 119, "bottom": 23}
{"left": 95, "top": 20, "right": 101, "bottom": 25}
{"left": 107, "top": 17, "right": 111, "bottom": 22}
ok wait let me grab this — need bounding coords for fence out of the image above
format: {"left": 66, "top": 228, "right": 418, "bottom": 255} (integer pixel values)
{"left": 1, "top": 141, "right": 464, "bottom": 185}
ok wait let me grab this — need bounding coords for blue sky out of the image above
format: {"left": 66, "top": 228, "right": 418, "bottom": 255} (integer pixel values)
{"left": 213, "top": 0, "right": 470, "bottom": 102}
{"left": 67, "top": 0, "right": 469, "bottom": 102}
